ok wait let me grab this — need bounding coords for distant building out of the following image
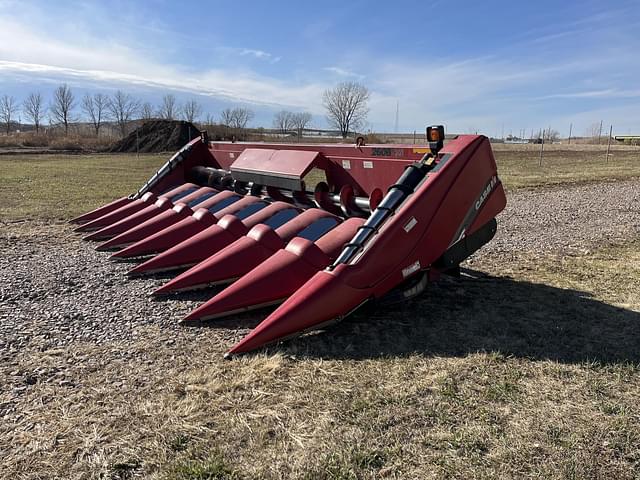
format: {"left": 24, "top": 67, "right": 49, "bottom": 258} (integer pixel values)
{"left": 614, "top": 135, "right": 640, "bottom": 143}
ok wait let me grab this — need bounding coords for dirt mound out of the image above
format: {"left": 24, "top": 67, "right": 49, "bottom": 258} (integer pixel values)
{"left": 109, "top": 120, "right": 200, "bottom": 153}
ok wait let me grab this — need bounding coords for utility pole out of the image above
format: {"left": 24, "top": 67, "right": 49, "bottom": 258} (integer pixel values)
{"left": 598, "top": 120, "right": 603, "bottom": 144}
{"left": 605, "top": 125, "right": 612, "bottom": 163}
{"left": 539, "top": 127, "right": 545, "bottom": 166}
{"left": 568, "top": 123, "right": 572, "bottom": 145}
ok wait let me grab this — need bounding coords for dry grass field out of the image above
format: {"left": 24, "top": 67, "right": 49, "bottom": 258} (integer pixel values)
{"left": 1, "top": 143, "right": 639, "bottom": 222}
{"left": 0, "top": 153, "right": 167, "bottom": 221}
{"left": 492, "top": 143, "right": 640, "bottom": 189}
{"left": 1, "top": 143, "right": 639, "bottom": 479}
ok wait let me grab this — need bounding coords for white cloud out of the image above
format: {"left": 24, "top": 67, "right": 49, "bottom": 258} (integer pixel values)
{"left": 537, "top": 89, "right": 640, "bottom": 100}
{"left": 216, "top": 47, "right": 282, "bottom": 64}
{"left": 0, "top": 14, "right": 322, "bottom": 110}
{"left": 324, "top": 67, "right": 364, "bottom": 79}
{"left": 239, "top": 48, "right": 275, "bottom": 60}
{"left": 0, "top": 60, "right": 326, "bottom": 110}
{"left": 1, "top": 3, "right": 639, "bottom": 135}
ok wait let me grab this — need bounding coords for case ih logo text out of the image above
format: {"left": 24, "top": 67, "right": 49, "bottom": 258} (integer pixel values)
{"left": 475, "top": 176, "right": 498, "bottom": 211}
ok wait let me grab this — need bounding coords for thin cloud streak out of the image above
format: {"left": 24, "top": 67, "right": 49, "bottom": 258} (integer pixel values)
{"left": 0, "top": 60, "right": 325, "bottom": 110}
{"left": 537, "top": 90, "right": 640, "bottom": 100}
{"left": 324, "top": 67, "right": 364, "bottom": 79}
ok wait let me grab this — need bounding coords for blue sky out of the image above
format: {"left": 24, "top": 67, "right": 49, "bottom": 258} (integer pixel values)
{"left": 1, "top": 0, "right": 639, "bottom": 136}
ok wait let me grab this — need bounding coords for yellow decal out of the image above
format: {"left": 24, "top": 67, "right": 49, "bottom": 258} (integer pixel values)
{"left": 412, "top": 148, "right": 430, "bottom": 154}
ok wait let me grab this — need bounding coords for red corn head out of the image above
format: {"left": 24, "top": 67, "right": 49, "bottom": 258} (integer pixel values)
{"left": 74, "top": 195, "right": 151, "bottom": 233}
{"left": 153, "top": 208, "right": 337, "bottom": 295}
{"left": 111, "top": 190, "right": 243, "bottom": 259}
{"left": 84, "top": 186, "right": 208, "bottom": 242}
{"left": 128, "top": 201, "right": 297, "bottom": 276}
{"left": 96, "top": 187, "right": 220, "bottom": 251}
{"left": 72, "top": 132, "right": 509, "bottom": 356}
{"left": 69, "top": 196, "right": 132, "bottom": 225}
{"left": 74, "top": 183, "right": 196, "bottom": 233}
{"left": 226, "top": 268, "right": 369, "bottom": 356}
{"left": 180, "top": 218, "right": 364, "bottom": 322}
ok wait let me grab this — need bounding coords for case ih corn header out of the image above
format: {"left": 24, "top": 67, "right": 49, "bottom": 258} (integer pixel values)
{"left": 71, "top": 126, "right": 506, "bottom": 357}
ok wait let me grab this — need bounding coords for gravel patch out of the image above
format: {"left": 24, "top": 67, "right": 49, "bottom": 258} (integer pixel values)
{"left": 486, "top": 179, "right": 640, "bottom": 258}
{"left": 1, "top": 179, "right": 638, "bottom": 359}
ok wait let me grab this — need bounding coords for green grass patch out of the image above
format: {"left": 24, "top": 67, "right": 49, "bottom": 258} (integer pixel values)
{"left": 166, "top": 452, "right": 238, "bottom": 480}
{"left": 303, "top": 448, "right": 388, "bottom": 480}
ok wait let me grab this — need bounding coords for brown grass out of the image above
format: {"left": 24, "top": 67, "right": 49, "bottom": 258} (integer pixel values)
{"left": 492, "top": 143, "right": 640, "bottom": 189}
{"left": 0, "top": 132, "right": 115, "bottom": 151}
{"left": 2, "top": 236, "right": 639, "bottom": 479}
{"left": 1, "top": 146, "right": 639, "bottom": 479}
{"left": 1, "top": 144, "right": 639, "bottom": 222}
{"left": 0, "top": 153, "right": 166, "bottom": 221}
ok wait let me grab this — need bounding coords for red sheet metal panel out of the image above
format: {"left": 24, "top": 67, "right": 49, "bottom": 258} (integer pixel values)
{"left": 230, "top": 149, "right": 324, "bottom": 190}
{"left": 209, "top": 142, "right": 432, "bottom": 195}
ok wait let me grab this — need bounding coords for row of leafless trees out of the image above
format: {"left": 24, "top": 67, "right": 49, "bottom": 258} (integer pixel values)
{"left": 272, "top": 110, "right": 313, "bottom": 137}
{"left": 0, "top": 85, "right": 257, "bottom": 138}
{"left": 1, "top": 80, "right": 372, "bottom": 139}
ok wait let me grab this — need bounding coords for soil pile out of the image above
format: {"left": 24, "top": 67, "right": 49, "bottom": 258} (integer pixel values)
{"left": 109, "top": 120, "right": 200, "bottom": 153}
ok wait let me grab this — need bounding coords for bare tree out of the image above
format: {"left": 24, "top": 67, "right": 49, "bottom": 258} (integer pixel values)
{"left": 108, "top": 90, "right": 140, "bottom": 137}
{"left": 22, "top": 93, "right": 45, "bottom": 134}
{"left": 220, "top": 107, "right": 254, "bottom": 131}
{"left": 231, "top": 107, "right": 254, "bottom": 130}
{"left": 322, "top": 81, "right": 370, "bottom": 138}
{"left": 140, "top": 102, "right": 154, "bottom": 121}
{"left": 547, "top": 129, "right": 560, "bottom": 142}
{"left": 220, "top": 108, "right": 235, "bottom": 127}
{"left": 81, "top": 93, "right": 108, "bottom": 136}
{"left": 182, "top": 99, "right": 202, "bottom": 123}
{"left": 203, "top": 112, "right": 216, "bottom": 127}
{"left": 291, "top": 112, "right": 312, "bottom": 139}
{"left": 0, "top": 95, "right": 18, "bottom": 134}
{"left": 50, "top": 84, "right": 76, "bottom": 135}
{"left": 159, "top": 94, "right": 177, "bottom": 120}
{"left": 272, "top": 110, "right": 295, "bottom": 134}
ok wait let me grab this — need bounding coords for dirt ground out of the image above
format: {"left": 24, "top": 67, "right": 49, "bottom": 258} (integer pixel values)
{"left": 1, "top": 174, "right": 639, "bottom": 479}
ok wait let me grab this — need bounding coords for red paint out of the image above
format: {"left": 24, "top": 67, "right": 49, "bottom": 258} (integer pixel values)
{"left": 69, "top": 196, "right": 132, "bottom": 225}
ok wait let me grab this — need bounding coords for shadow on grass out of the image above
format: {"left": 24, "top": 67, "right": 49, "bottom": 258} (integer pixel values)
{"left": 264, "top": 271, "right": 640, "bottom": 364}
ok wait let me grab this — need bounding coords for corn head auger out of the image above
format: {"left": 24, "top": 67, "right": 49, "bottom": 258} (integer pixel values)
{"left": 71, "top": 126, "right": 507, "bottom": 357}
